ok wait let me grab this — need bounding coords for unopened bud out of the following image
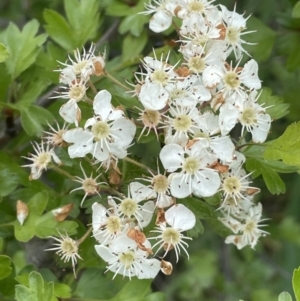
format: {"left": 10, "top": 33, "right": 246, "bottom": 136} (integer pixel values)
{"left": 160, "top": 259, "right": 173, "bottom": 275}
{"left": 52, "top": 203, "right": 74, "bottom": 221}
{"left": 16, "top": 200, "right": 28, "bottom": 225}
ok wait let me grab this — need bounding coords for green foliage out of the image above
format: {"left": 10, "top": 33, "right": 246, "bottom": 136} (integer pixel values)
{"left": 13, "top": 191, "right": 78, "bottom": 242}
{"left": 279, "top": 292, "right": 293, "bottom": 301}
{"left": 0, "top": 43, "right": 10, "bottom": 62}
{"left": 44, "top": 0, "right": 99, "bottom": 50}
{"left": 0, "top": 20, "right": 47, "bottom": 79}
{"left": 122, "top": 32, "right": 147, "bottom": 63}
{"left": 293, "top": 268, "right": 300, "bottom": 301}
{"left": 15, "top": 271, "right": 54, "bottom": 301}
{"left": 258, "top": 88, "right": 290, "bottom": 120}
{"left": 0, "top": 255, "right": 12, "bottom": 280}
{"left": 264, "top": 122, "right": 300, "bottom": 168}
{"left": 292, "top": 1, "right": 300, "bottom": 18}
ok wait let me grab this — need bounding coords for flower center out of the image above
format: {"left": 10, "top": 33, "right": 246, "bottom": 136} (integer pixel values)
{"left": 188, "top": 56, "right": 206, "bottom": 73}
{"left": 119, "top": 250, "right": 135, "bottom": 269}
{"left": 73, "top": 60, "right": 88, "bottom": 75}
{"left": 173, "top": 114, "right": 192, "bottom": 132}
{"left": 91, "top": 121, "right": 110, "bottom": 141}
{"left": 106, "top": 216, "right": 122, "bottom": 233}
{"left": 142, "top": 110, "right": 161, "bottom": 127}
{"left": 188, "top": 1, "right": 204, "bottom": 13}
{"left": 37, "top": 153, "right": 52, "bottom": 168}
{"left": 120, "top": 198, "right": 137, "bottom": 217}
{"left": 226, "top": 26, "right": 240, "bottom": 44}
{"left": 223, "top": 71, "right": 240, "bottom": 89}
{"left": 240, "top": 107, "right": 257, "bottom": 125}
{"left": 244, "top": 220, "right": 256, "bottom": 234}
{"left": 170, "top": 88, "right": 186, "bottom": 99}
{"left": 182, "top": 157, "right": 199, "bottom": 175}
{"left": 61, "top": 238, "right": 78, "bottom": 255}
{"left": 162, "top": 227, "right": 180, "bottom": 245}
{"left": 82, "top": 178, "right": 98, "bottom": 194}
{"left": 152, "top": 174, "right": 169, "bottom": 193}
{"left": 69, "top": 84, "right": 86, "bottom": 102}
{"left": 151, "top": 69, "right": 169, "bottom": 85}
{"left": 223, "top": 176, "right": 241, "bottom": 194}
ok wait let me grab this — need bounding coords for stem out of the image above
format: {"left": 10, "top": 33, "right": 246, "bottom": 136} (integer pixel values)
{"left": 236, "top": 142, "right": 266, "bottom": 151}
{"left": 49, "top": 164, "right": 75, "bottom": 180}
{"left": 88, "top": 79, "right": 98, "bottom": 95}
{"left": 123, "top": 157, "right": 156, "bottom": 174}
{"left": 77, "top": 226, "right": 93, "bottom": 245}
{"left": 105, "top": 71, "right": 130, "bottom": 91}
{"left": 99, "top": 185, "right": 124, "bottom": 198}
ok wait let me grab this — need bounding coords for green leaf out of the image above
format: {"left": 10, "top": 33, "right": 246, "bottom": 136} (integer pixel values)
{"left": 0, "top": 165, "right": 18, "bottom": 196}
{"left": 293, "top": 267, "right": 300, "bottom": 301}
{"left": 264, "top": 122, "right": 300, "bottom": 168}
{"left": 64, "top": 0, "right": 100, "bottom": 46}
{"left": 0, "top": 43, "right": 10, "bottom": 62}
{"left": 53, "top": 283, "right": 71, "bottom": 298}
{"left": 21, "top": 105, "right": 54, "bottom": 136}
{"left": 14, "top": 191, "right": 48, "bottom": 242}
{"left": 278, "top": 292, "right": 293, "bottom": 301}
{"left": 43, "top": 9, "right": 75, "bottom": 51}
{"left": 184, "top": 197, "right": 214, "bottom": 219}
{"left": 122, "top": 32, "right": 147, "bottom": 63}
{"left": 0, "top": 20, "right": 47, "bottom": 79}
{"left": 119, "top": 14, "right": 149, "bottom": 37}
{"left": 141, "top": 292, "right": 166, "bottom": 301}
{"left": 110, "top": 279, "right": 151, "bottom": 301}
{"left": 292, "top": 1, "right": 300, "bottom": 18}
{"left": 106, "top": 3, "right": 133, "bottom": 16}
{"left": 244, "top": 16, "right": 276, "bottom": 62}
{"left": 258, "top": 88, "right": 289, "bottom": 119}
{"left": 15, "top": 271, "right": 54, "bottom": 301}
{"left": 245, "top": 157, "right": 286, "bottom": 194}
{"left": 0, "top": 255, "right": 12, "bottom": 280}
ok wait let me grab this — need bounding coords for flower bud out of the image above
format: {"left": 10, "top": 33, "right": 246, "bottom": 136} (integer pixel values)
{"left": 16, "top": 200, "right": 28, "bottom": 225}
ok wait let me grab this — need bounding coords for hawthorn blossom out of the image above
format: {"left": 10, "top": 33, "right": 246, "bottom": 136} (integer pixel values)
{"left": 160, "top": 142, "right": 221, "bottom": 198}
{"left": 95, "top": 235, "right": 161, "bottom": 279}
{"left": 22, "top": 141, "right": 61, "bottom": 180}
{"left": 150, "top": 204, "right": 196, "bottom": 262}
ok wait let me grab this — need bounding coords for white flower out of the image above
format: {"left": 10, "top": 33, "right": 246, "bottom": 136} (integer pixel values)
{"left": 62, "top": 90, "right": 136, "bottom": 161}
{"left": 92, "top": 202, "right": 126, "bottom": 245}
{"left": 22, "top": 141, "right": 61, "bottom": 180}
{"left": 70, "top": 162, "right": 106, "bottom": 206}
{"left": 95, "top": 235, "right": 161, "bottom": 279}
{"left": 110, "top": 182, "right": 156, "bottom": 228}
{"left": 150, "top": 203, "right": 196, "bottom": 262}
{"left": 160, "top": 142, "right": 221, "bottom": 198}
{"left": 45, "top": 231, "right": 82, "bottom": 277}
{"left": 43, "top": 121, "right": 69, "bottom": 146}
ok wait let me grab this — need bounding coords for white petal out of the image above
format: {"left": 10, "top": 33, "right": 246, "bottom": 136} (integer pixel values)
{"left": 110, "top": 235, "right": 137, "bottom": 253}
{"left": 210, "top": 136, "right": 235, "bottom": 162}
{"left": 95, "top": 245, "right": 115, "bottom": 262}
{"left": 111, "top": 117, "right": 136, "bottom": 146}
{"left": 170, "top": 173, "right": 192, "bottom": 198}
{"left": 159, "top": 144, "right": 184, "bottom": 172}
{"left": 219, "top": 103, "right": 239, "bottom": 135}
{"left": 241, "top": 59, "right": 261, "bottom": 90}
{"left": 139, "top": 82, "right": 169, "bottom": 110}
{"left": 165, "top": 203, "right": 196, "bottom": 231}
{"left": 93, "top": 90, "right": 124, "bottom": 120}
{"left": 92, "top": 202, "right": 107, "bottom": 231}
{"left": 59, "top": 99, "right": 81, "bottom": 126}
{"left": 62, "top": 128, "right": 93, "bottom": 158}
{"left": 130, "top": 182, "right": 156, "bottom": 202}
{"left": 202, "top": 65, "right": 223, "bottom": 89}
{"left": 136, "top": 258, "right": 161, "bottom": 279}
{"left": 149, "top": 10, "right": 172, "bottom": 33}
{"left": 192, "top": 169, "right": 220, "bottom": 197}
{"left": 138, "top": 201, "right": 155, "bottom": 228}
{"left": 251, "top": 113, "right": 271, "bottom": 143}
{"left": 225, "top": 235, "right": 248, "bottom": 249}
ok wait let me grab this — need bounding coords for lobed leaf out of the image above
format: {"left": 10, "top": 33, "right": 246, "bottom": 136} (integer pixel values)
{"left": 293, "top": 267, "right": 300, "bottom": 301}
{"left": 0, "top": 255, "right": 12, "bottom": 280}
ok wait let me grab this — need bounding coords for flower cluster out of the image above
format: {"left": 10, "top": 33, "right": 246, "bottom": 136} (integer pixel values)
{"left": 22, "top": 0, "right": 271, "bottom": 280}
